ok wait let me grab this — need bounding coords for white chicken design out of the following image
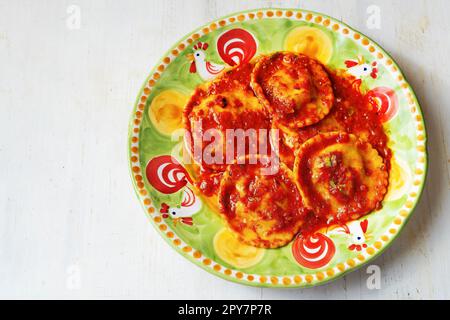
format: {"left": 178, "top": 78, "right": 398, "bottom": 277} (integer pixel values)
{"left": 345, "top": 55, "right": 378, "bottom": 89}
{"left": 145, "top": 155, "right": 202, "bottom": 226}
{"left": 187, "top": 28, "right": 258, "bottom": 81}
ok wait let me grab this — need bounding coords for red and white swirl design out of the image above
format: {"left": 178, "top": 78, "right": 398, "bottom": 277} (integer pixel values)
{"left": 217, "top": 28, "right": 257, "bottom": 66}
{"left": 181, "top": 187, "right": 196, "bottom": 207}
{"left": 145, "top": 155, "right": 192, "bottom": 194}
{"left": 365, "top": 87, "right": 399, "bottom": 123}
{"left": 292, "top": 233, "right": 336, "bottom": 269}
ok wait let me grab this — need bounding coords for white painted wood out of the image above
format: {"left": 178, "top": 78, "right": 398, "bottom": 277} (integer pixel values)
{"left": 0, "top": 0, "right": 448, "bottom": 299}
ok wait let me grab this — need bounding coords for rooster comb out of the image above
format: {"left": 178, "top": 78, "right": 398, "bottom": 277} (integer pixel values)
{"left": 193, "top": 42, "right": 209, "bottom": 51}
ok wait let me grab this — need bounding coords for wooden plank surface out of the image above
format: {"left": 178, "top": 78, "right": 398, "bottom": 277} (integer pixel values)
{"left": 0, "top": 0, "right": 448, "bottom": 299}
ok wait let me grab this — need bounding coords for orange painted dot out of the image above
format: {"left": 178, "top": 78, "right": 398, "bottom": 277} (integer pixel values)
{"left": 286, "top": 11, "right": 293, "bottom": 17}
{"left": 173, "top": 239, "right": 181, "bottom": 246}
{"left": 305, "top": 13, "right": 312, "bottom": 20}
{"left": 357, "top": 254, "right": 365, "bottom": 261}
{"left": 411, "top": 107, "right": 417, "bottom": 113}
{"left": 143, "top": 198, "right": 151, "bottom": 205}
{"left": 326, "top": 269, "right": 335, "bottom": 277}
{"left": 236, "top": 272, "right": 243, "bottom": 279}
{"left": 402, "top": 83, "right": 408, "bottom": 89}
{"left": 228, "top": 17, "right": 236, "bottom": 23}
{"left": 133, "top": 127, "right": 139, "bottom": 133}
{"left": 131, "top": 136, "right": 138, "bottom": 143}
{"left": 381, "top": 235, "right": 389, "bottom": 242}
{"left": 166, "top": 231, "right": 174, "bottom": 238}
{"left": 392, "top": 66, "right": 398, "bottom": 72}
{"left": 178, "top": 43, "right": 185, "bottom": 50}
{"left": 275, "top": 11, "right": 282, "bottom": 17}
{"left": 247, "top": 275, "right": 255, "bottom": 281}
{"left": 337, "top": 263, "right": 345, "bottom": 271}
{"left": 137, "top": 181, "right": 144, "bottom": 189}
{"left": 342, "top": 28, "right": 349, "bottom": 34}
{"left": 139, "top": 189, "right": 147, "bottom": 197}
{"left": 131, "top": 147, "right": 138, "bottom": 153}
{"left": 135, "top": 175, "right": 142, "bottom": 181}
{"left": 213, "top": 265, "right": 221, "bottom": 272}
{"left": 153, "top": 73, "right": 160, "bottom": 80}
{"left": 248, "top": 13, "right": 255, "bottom": 19}
{"left": 192, "top": 33, "right": 200, "bottom": 40}
{"left": 316, "top": 272, "right": 325, "bottom": 281}
{"left": 238, "top": 14, "right": 245, "bottom": 21}
{"left": 283, "top": 277, "right": 291, "bottom": 285}
{"left": 270, "top": 276, "right": 278, "bottom": 284}
{"left": 294, "top": 276, "right": 302, "bottom": 284}
{"left": 305, "top": 275, "right": 313, "bottom": 283}
{"left": 389, "top": 228, "right": 397, "bottom": 234}
{"left": 225, "top": 269, "right": 232, "bottom": 276}
{"left": 414, "top": 180, "right": 421, "bottom": 186}
{"left": 148, "top": 79, "right": 155, "bottom": 86}
{"left": 182, "top": 246, "right": 192, "bottom": 253}
{"left": 159, "top": 224, "right": 167, "bottom": 231}
{"left": 394, "top": 218, "right": 402, "bottom": 225}
{"left": 347, "top": 259, "right": 356, "bottom": 267}
{"left": 377, "top": 52, "right": 384, "bottom": 59}
{"left": 131, "top": 156, "right": 138, "bottom": 163}
{"left": 367, "top": 247, "right": 375, "bottom": 255}
{"left": 398, "top": 75, "right": 403, "bottom": 81}
{"left": 417, "top": 124, "right": 424, "bottom": 131}
{"left": 323, "top": 19, "right": 330, "bottom": 26}
{"left": 267, "top": 11, "right": 274, "bottom": 17}
{"left": 315, "top": 16, "right": 323, "bottom": 23}
{"left": 332, "top": 24, "right": 339, "bottom": 31}
{"left": 143, "top": 87, "right": 150, "bottom": 95}
{"left": 138, "top": 103, "right": 145, "bottom": 110}
{"left": 163, "top": 57, "right": 170, "bottom": 64}
{"left": 374, "top": 241, "right": 382, "bottom": 249}
{"left": 132, "top": 166, "right": 140, "bottom": 173}
{"left": 154, "top": 216, "right": 162, "bottom": 223}
{"left": 259, "top": 276, "right": 267, "bottom": 283}
{"left": 416, "top": 115, "right": 422, "bottom": 122}
{"left": 157, "top": 65, "right": 164, "bottom": 72}
{"left": 219, "top": 20, "right": 226, "bottom": 26}
{"left": 210, "top": 23, "right": 217, "bottom": 30}
{"left": 362, "top": 38, "right": 369, "bottom": 46}
{"left": 203, "top": 258, "right": 211, "bottom": 266}
{"left": 296, "top": 12, "right": 303, "bottom": 19}
{"left": 417, "top": 135, "right": 425, "bottom": 141}
{"left": 139, "top": 96, "right": 146, "bottom": 103}
{"left": 354, "top": 33, "right": 361, "bottom": 40}
{"left": 202, "top": 27, "right": 209, "bottom": 34}
{"left": 148, "top": 207, "right": 155, "bottom": 214}
{"left": 187, "top": 38, "right": 193, "bottom": 44}
{"left": 387, "top": 59, "right": 393, "bottom": 65}
{"left": 369, "top": 46, "right": 375, "bottom": 52}
{"left": 135, "top": 111, "right": 142, "bottom": 118}
{"left": 193, "top": 250, "right": 201, "bottom": 258}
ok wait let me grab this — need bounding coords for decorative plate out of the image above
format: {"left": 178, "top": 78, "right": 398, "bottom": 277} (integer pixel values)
{"left": 128, "top": 8, "right": 427, "bottom": 287}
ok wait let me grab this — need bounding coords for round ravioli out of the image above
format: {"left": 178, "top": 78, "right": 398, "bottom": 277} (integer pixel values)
{"left": 294, "top": 132, "right": 388, "bottom": 226}
{"left": 251, "top": 52, "right": 334, "bottom": 130}
{"left": 218, "top": 158, "right": 309, "bottom": 248}
{"left": 184, "top": 62, "right": 270, "bottom": 171}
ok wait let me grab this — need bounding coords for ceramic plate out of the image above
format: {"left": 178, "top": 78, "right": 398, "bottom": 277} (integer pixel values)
{"left": 128, "top": 8, "right": 427, "bottom": 287}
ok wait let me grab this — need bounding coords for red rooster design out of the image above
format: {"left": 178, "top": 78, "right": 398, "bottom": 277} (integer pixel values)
{"left": 345, "top": 55, "right": 378, "bottom": 89}
{"left": 145, "top": 155, "right": 201, "bottom": 226}
{"left": 187, "top": 28, "right": 258, "bottom": 81}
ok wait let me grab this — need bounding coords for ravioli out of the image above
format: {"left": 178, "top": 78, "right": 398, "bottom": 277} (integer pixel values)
{"left": 184, "top": 62, "right": 270, "bottom": 171}
{"left": 294, "top": 132, "right": 388, "bottom": 227}
{"left": 218, "top": 158, "right": 309, "bottom": 248}
{"left": 251, "top": 52, "right": 334, "bottom": 131}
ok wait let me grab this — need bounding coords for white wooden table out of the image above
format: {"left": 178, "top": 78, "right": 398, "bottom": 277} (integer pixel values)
{"left": 0, "top": 0, "right": 449, "bottom": 299}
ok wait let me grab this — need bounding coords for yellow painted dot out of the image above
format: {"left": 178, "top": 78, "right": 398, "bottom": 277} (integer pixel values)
{"left": 159, "top": 224, "right": 167, "bottom": 231}
{"left": 367, "top": 247, "right": 375, "bottom": 255}
{"left": 306, "top": 13, "right": 313, "bottom": 20}
{"left": 406, "top": 201, "right": 414, "bottom": 208}
{"left": 296, "top": 12, "right": 303, "bottom": 19}
{"left": 294, "top": 275, "right": 302, "bottom": 284}
{"left": 374, "top": 241, "right": 382, "bottom": 249}
{"left": 270, "top": 276, "right": 278, "bottom": 284}
{"left": 377, "top": 52, "right": 384, "bottom": 59}
{"left": 257, "top": 12, "right": 264, "bottom": 19}
{"left": 347, "top": 259, "right": 356, "bottom": 267}
{"left": 417, "top": 145, "right": 425, "bottom": 152}
{"left": 326, "top": 269, "right": 335, "bottom": 277}
{"left": 323, "top": 19, "right": 330, "bottom": 26}
{"left": 394, "top": 218, "right": 402, "bottom": 225}
{"left": 357, "top": 254, "right": 365, "bottom": 261}
{"left": 316, "top": 272, "right": 325, "bottom": 281}
{"left": 381, "top": 235, "right": 389, "bottom": 242}
{"left": 315, "top": 16, "right": 322, "bottom": 23}
{"left": 305, "top": 275, "right": 313, "bottom": 283}
{"left": 210, "top": 23, "right": 217, "bottom": 30}
{"left": 389, "top": 228, "right": 397, "bottom": 234}
{"left": 283, "top": 277, "right": 291, "bottom": 285}
{"left": 260, "top": 276, "right": 267, "bottom": 283}
{"left": 415, "top": 169, "right": 423, "bottom": 175}
{"left": 337, "top": 263, "right": 345, "bottom": 271}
